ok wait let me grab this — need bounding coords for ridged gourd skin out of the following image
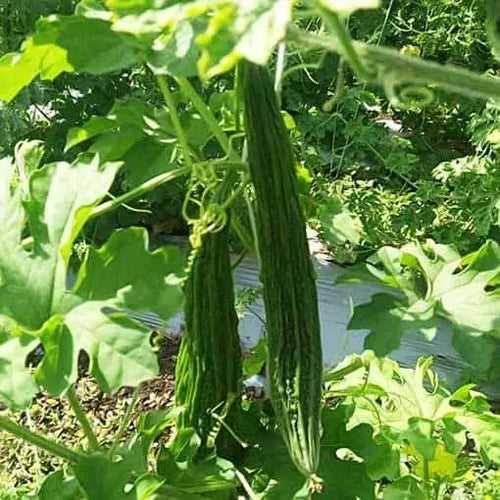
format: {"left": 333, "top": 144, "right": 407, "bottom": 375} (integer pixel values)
{"left": 242, "top": 61, "right": 323, "bottom": 478}
{"left": 175, "top": 223, "right": 241, "bottom": 455}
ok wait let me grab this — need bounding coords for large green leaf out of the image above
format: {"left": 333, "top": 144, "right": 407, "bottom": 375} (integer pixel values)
{"left": 65, "top": 303, "right": 159, "bottom": 393}
{"left": 146, "top": 19, "right": 202, "bottom": 78}
{"left": 326, "top": 353, "right": 500, "bottom": 472}
{"left": 318, "top": 196, "right": 363, "bottom": 246}
{"left": 73, "top": 227, "right": 184, "bottom": 320}
{"left": 0, "top": 15, "right": 138, "bottom": 102}
{"left": 36, "top": 317, "right": 78, "bottom": 396}
{"left": 432, "top": 241, "right": 500, "bottom": 334}
{"left": 0, "top": 151, "right": 184, "bottom": 407}
{"left": 338, "top": 240, "right": 500, "bottom": 364}
{"left": 242, "top": 404, "right": 376, "bottom": 499}
{"left": 0, "top": 156, "right": 120, "bottom": 331}
{"left": 348, "top": 294, "right": 438, "bottom": 356}
{"left": 73, "top": 443, "right": 147, "bottom": 500}
{"left": 456, "top": 413, "right": 500, "bottom": 464}
{"left": 197, "top": 0, "right": 293, "bottom": 78}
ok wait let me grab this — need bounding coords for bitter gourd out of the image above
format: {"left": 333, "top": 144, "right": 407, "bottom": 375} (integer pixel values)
{"left": 175, "top": 222, "right": 241, "bottom": 456}
{"left": 242, "top": 61, "right": 323, "bottom": 482}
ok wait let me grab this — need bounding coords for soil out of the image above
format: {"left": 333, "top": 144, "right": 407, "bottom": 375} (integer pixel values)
{"left": 0, "top": 336, "right": 180, "bottom": 493}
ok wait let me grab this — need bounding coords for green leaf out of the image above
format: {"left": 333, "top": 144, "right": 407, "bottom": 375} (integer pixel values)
{"left": 14, "top": 140, "right": 45, "bottom": 195}
{"left": 349, "top": 294, "right": 438, "bottom": 355}
{"left": 318, "top": 196, "right": 363, "bottom": 246}
{"left": 383, "top": 476, "right": 426, "bottom": 500}
{"left": 137, "top": 407, "right": 181, "bottom": 456}
{"left": 73, "top": 228, "right": 184, "bottom": 321}
{"left": 346, "top": 357, "right": 454, "bottom": 433}
{"left": 322, "top": 405, "right": 399, "bottom": 481}
{"left": 133, "top": 473, "right": 208, "bottom": 500}
{"left": 432, "top": 241, "right": 500, "bottom": 334}
{"left": 0, "top": 330, "right": 38, "bottom": 409}
{"left": 65, "top": 117, "right": 117, "bottom": 152}
{"left": 197, "top": 0, "right": 293, "bottom": 78}
{"left": 243, "top": 405, "right": 376, "bottom": 499}
{"left": 456, "top": 413, "right": 500, "bottom": 464}
{"left": 74, "top": 444, "right": 147, "bottom": 500}
{"left": 0, "top": 156, "right": 120, "bottom": 330}
{"left": 452, "top": 329, "right": 496, "bottom": 374}
{"left": 404, "top": 417, "right": 436, "bottom": 460}
{"left": 39, "top": 470, "right": 83, "bottom": 500}
{"left": 0, "top": 155, "right": 123, "bottom": 404}
{"left": 0, "top": 15, "right": 138, "bottom": 102}
{"left": 36, "top": 16, "right": 138, "bottom": 74}
{"left": 146, "top": 20, "right": 201, "bottom": 77}
{"left": 36, "top": 318, "right": 78, "bottom": 396}
{"left": 121, "top": 139, "right": 176, "bottom": 188}
{"left": 243, "top": 337, "right": 267, "bottom": 377}
{"left": 342, "top": 240, "right": 500, "bottom": 365}
{"left": 157, "top": 430, "right": 237, "bottom": 496}
{"left": 89, "top": 128, "right": 144, "bottom": 161}
{"left": 65, "top": 303, "right": 158, "bottom": 393}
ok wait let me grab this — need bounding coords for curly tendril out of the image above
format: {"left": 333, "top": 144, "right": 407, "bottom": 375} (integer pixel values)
{"left": 382, "top": 71, "right": 434, "bottom": 110}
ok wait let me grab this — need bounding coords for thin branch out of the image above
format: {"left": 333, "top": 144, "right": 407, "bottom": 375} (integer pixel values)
{"left": 156, "top": 75, "right": 194, "bottom": 169}
{"left": 288, "top": 26, "right": 500, "bottom": 102}
{"left": 0, "top": 415, "right": 83, "bottom": 463}
{"left": 66, "top": 386, "right": 99, "bottom": 450}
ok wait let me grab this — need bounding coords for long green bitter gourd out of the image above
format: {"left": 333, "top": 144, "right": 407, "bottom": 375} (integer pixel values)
{"left": 175, "top": 222, "right": 241, "bottom": 456}
{"left": 242, "top": 61, "right": 323, "bottom": 483}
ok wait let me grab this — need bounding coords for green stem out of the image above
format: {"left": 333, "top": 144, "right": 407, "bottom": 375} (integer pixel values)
{"left": 156, "top": 75, "right": 194, "bottom": 169}
{"left": 66, "top": 386, "right": 99, "bottom": 450}
{"left": 423, "top": 457, "right": 432, "bottom": 500}
{"left": 21, "top": 166, "right": 190, "bottom": 249}
{"left": 175, "top": 77, "right": 233, "bottom": 157}
{"left": 90, "top": 166, "right": 190, "bottom": 220}
{"left": 234, "top": 64, "right": 242, "bottom": 133}
{"left": 108, "top": 385, "right": 141, "bottom": 458}
{"left": 0, "top": 414, "right": 83, "bottom": 463}
{"left": 318, "top": 7, "right": 373, "bottom": 80}
{"left": 323, "top": 358, "right": 364, "bottom": 382}
{"left": 288, "top": 26, "right": 500, "bottom": 102}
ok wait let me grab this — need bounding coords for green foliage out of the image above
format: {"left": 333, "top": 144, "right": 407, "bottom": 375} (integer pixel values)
{"left": 0, "top": 152, "right": 184, "bottom": 408}
{"left": 338, "top": 240, "right": 500, "bottom": 375}
{"left": 324, "top": 353, "right": 500, "bottom": 498}
{"left": 1, "top": 1, "right": 500, "bottom": 498}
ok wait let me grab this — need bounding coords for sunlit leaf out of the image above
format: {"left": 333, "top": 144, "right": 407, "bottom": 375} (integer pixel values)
{"left": 0, "top": 330, "right": 38, "bottom": 409}
{"left": 319, "top": 0, "right": 380, "bottom": 15}
{"left": 73, "top": 228, "right": 184, "bottom": 321}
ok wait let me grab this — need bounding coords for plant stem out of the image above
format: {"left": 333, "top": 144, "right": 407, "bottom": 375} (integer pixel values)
{"left": 108, "top": 385, "right": 141, "bottom": 458}
{"left": 318, "top": 7, "right": 372, "bottom": 80}
{"left": 323, "top": 358, "right": 364, "bottom": 382}
{"left": 288, "top": 26, "right": 500, "bottom": 102}
{"left": 274, "top": 42, "right": 287, "bottom": 105}
{"left": 21, "top": 166, "right": 190, "bottom": 249}
{"left": 0, "top": 414, "right": 82, "bottom": 463}
{"left": 90, "top": 166, "right": 190, "bottom": 220}
{"left": 175, "top": 77, "right": 233, "bottom": 157}
{"left": 234, "top": 64, "right": 242, "bottom": 132}
{"left": 66, "top": 386, "right": 99, "bottom": 450}
{"left": 423, "top": 457, "right": 432, "bottom": 500}
{"left": 235, "top": 469, "right": 259, "bottom": 500}
{"left": 156, "top": 75, "right": 194, "bottom": 169}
